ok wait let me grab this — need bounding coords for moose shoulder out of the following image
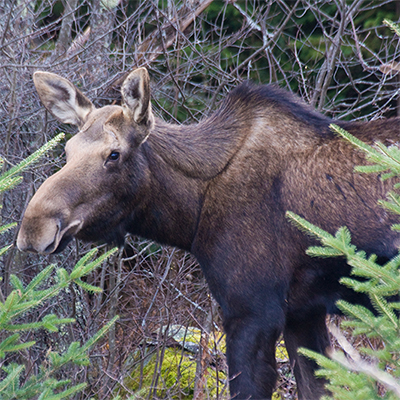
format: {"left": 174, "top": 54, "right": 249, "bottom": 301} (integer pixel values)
{"left": 17, "top": 68, "right": 400, "bottom": 399}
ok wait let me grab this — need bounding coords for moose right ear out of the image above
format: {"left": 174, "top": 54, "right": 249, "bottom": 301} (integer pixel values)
{"left": 33, "top": 71, "right": 94, "bottom": 128}
{"left": 121, "top": 68, "right": 154, "bottom": 128}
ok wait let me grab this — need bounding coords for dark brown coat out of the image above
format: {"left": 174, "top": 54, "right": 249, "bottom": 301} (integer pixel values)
{"left": 17, "top": 68, "right": 400, "bottom": 399}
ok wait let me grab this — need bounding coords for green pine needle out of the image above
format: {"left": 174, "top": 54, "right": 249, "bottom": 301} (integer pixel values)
{"left": 0, "top": 133, "right": 65, "bottom": 183}
{"left": 0, "top": 222, "right": 17, "bottom": 236}
{"left": 41, "top": 382, "right": 87, "bottom": 400}
{"left": 286, "top": 211, "right": 335, "bottom": 243}
{"left": 370, "top": 293, "right": 398, "bottom": 328}
{"left": 384, "top": 19, "right": 400, "bottom": 37}
{"left": 0, "top": 364, "right": 25, "bottom": 392}
{"left": 0, "top": 244, "right": 12, "bottom": 257}
{"left": 81, "top": 315, "right": 119, "bottom": 352}
{"left": 74, "top": 279, "right": 103, "bottom": 293}
{"left": 0, "top": 176, "right": 23, "bottom": 193}
{"left": 306, "top": 246, "right": 343, "bottom": 258}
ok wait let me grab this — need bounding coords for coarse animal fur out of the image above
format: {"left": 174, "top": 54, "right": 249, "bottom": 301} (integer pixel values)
{"left": 17, "top": 68, "right": 400, "bottom": 399}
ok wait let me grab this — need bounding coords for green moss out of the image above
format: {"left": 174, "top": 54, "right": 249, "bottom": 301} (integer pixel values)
{"left": 120, "top": 347, "right": 225, "bottom": 399}
{"left": 118, "top": 326, "right": 227, "bottom": 399}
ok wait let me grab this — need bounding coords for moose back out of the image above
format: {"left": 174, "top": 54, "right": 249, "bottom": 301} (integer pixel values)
{"left": 17, "top": 68, "right": 400, "bottom": 399}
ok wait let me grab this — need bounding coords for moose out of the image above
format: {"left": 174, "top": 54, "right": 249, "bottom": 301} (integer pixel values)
{"left": 17, "top": 68, "right": 400, "bottom": 399}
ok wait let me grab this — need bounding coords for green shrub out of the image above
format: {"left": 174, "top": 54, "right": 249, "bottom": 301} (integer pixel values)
{"left": 0, "top": 135, "right": 118, "bottom": 400}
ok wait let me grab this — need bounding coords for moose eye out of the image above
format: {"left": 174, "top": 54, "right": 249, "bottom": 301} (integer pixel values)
{"left": 108, "top": 151, "right": 120, "bottom": 161}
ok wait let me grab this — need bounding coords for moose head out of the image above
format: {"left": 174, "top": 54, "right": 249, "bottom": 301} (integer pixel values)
{"left": 17, "top": 68, "right": 155, "bottom": 253}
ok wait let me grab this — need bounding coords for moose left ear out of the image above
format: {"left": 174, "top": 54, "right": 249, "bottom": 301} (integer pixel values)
{"left": 121, "top": 68, "right": 154, "bottom": 128}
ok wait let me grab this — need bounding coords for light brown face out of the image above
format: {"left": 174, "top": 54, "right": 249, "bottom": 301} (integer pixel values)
{"left": 17, "top": 68, "right": 154, "bottom": 253}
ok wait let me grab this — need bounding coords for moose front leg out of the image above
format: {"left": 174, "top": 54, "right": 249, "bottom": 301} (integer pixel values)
{"left": 223, "top": 310, "right": 285, "bottom": 399}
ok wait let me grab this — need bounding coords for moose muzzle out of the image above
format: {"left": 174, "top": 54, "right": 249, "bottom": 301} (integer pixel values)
{"left": 16, "top": 167, "right": 85, "bottom": 254}
{"left": 17, "top": 215, "right": 83, "bottom": 254}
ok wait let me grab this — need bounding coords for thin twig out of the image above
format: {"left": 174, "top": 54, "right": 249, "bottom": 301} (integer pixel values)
{"left": 328, "top": 323, "right": 400, "bottom": 398}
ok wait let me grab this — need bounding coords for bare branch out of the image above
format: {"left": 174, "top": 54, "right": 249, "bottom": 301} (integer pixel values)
{"left": 106, "top": 0, "right": 214, "bottom": 90}
{"left": 328, "top": 323, "right": 400, "bottom": 398}
{"left": 54, "top": 0, "right": 79, "bottom": 57}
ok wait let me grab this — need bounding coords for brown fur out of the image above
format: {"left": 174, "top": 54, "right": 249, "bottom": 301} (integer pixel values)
{"left": 17, "top": 68, "right": 400, "bottom": 399}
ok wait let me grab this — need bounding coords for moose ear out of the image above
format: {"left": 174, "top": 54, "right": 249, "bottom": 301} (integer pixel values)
{"left": 33, "top": 71, "right": 94, "bottom": 128}
{"left": 121, "top": 68, "right": 154, "bottom": 128}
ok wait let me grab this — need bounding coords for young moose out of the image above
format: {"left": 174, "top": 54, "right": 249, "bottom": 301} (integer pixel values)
{"left": 17, "top": 68, "right": 400, "bottom": 399}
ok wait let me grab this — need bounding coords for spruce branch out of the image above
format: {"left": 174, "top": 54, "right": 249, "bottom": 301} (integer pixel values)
{"left": 327, "top": 323, "right": 400, "bottom": 398}
{"left": 286, "top": 212, "right": 357, "bottom": 258}
{"left": 0, "top": 245, "right": 12, "bottom": 257}
{"left": 0, "top": 223, "right": 17, "bottom": 236}
{"left": 0, "top": 333, "right": 35, "bottom": 358}
{"left": 0, "top": 176, "right": 22, "bottom": 193}
{"left": 0, "top": 247, "right": 119, "bottom": 398}
{"left": 0, "top": 133, "right": 65, "bottom": 183}
{"left": 0, "top": 247, "right": 117, "bottom": 327}
{"left": 0, "top": 364, "right": 25, "bottom": 392}
{"left": 384, "top": 19, "right": 400, "bottom": 38}
{"left": 331, "top": 124, "right": 400, "bottom": 179}
{"left": 39, "top": 382, "right": 87, "bottom": 400}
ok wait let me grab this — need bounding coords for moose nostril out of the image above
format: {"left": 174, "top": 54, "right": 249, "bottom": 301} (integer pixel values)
{"left": 42, "top": 222, "right": 61, "bottom": 254}
{"left": 44, "top": 241, "right": 57, "bottom": 254}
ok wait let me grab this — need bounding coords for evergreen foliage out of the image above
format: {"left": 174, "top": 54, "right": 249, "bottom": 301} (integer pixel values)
{"left": 286, "top": 118, "right": 400, "bottom": 398}
{"left": 0, "top": 138, "right": 119, "bottom": 400}
{"left": 0, "top": 133, "right": 64, "bottom": 256}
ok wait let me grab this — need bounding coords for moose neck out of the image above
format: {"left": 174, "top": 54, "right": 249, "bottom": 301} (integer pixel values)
{"left": 148, "top": 108, "right": 252, "bottom": 180}
{"left": 128, "top": 111, "right": 250, "bottom": 251}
